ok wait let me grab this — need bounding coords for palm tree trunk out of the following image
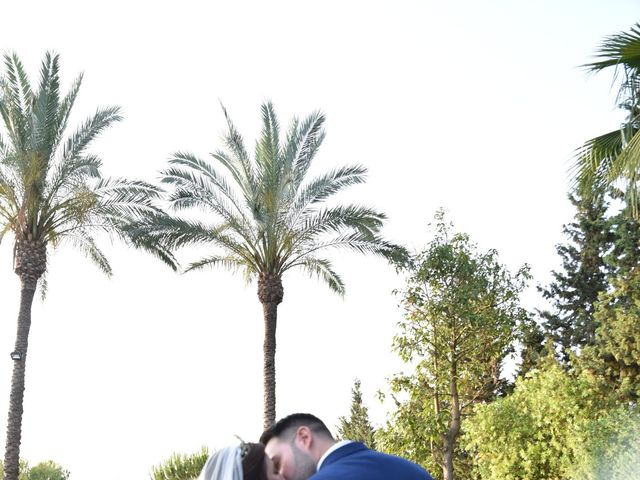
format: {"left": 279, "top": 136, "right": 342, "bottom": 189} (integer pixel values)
{"left": 3, "top": 278, "right": 37, "bottom": 480}
{"left": 4, "top": 238, "right": 46, "bottom": 480}
{"left": 262, "top": 301, "right": 278, "bottom": 430}
{"left": 258, "top": 273, "right": 283, "bottom": 430}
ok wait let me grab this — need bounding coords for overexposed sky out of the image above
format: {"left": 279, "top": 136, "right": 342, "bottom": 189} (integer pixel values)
{"left": 1, "top": 1, "right": 639, "bottom": 479}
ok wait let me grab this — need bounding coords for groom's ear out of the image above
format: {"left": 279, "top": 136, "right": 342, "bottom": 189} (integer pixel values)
{"left": 294, "top": 426, "right": 313, "bottom": 450}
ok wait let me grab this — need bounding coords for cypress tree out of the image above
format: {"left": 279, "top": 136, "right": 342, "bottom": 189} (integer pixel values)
{"left": 336, "top": 379, "right": 376, "bottom": 448}
{"left": 538, "top": 192, "right": 612, "bottom": 364}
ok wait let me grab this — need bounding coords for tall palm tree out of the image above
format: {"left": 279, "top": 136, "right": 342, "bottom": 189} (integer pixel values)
{"left": 129, "top": 102, "right": 403, "bottom": 428}
{"left": 572, "top": 22, "right": 640, "bottom": 212}
{"left": 0, "top": 52, "right": 161, "bottom": 480}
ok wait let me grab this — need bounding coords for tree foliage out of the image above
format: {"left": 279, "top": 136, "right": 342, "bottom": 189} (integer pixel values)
{"left": 516, "top": 317, "right": 547, "bottom": 378}
{"left": 128, "top": 101, "right": 400, "bottom": 289}
{"left": 538, "top": 192, "right": 611, "bottom": 364}
{"left": 0, "top": 460, "right": 69, "bottom": 480}
{"left": 0, "top": 51, "right": 161, "bottom": 276}
{"left": 569, "top": 406, "right": 640, "bottom": 480}
{"left": 150, "top": 447, "right": 209, "bottom": 480}
{"left": 336, "top": 379, "right": 376, "bottom": 448}
{"left": 578, "top": 266, "right": 640, "bottom": 402}
{"left": 377, "top": 212, "right": 529, "bottom": 480}
{"left": 464, "top": 358, "right": 611, "bottom": 480}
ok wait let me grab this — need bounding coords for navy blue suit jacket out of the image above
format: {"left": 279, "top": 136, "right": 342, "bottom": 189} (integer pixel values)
{"left": 311, "top": 442, "right": 433, "bottom": 480}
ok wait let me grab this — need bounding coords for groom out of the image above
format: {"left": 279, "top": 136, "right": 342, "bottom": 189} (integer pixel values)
{"left": 260, "top": 413, "right": 434, "bottom": 480}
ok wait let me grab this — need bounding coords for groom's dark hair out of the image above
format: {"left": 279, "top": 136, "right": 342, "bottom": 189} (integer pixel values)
{"left": 260, "top": 413, "right": 333, "bottom": 444}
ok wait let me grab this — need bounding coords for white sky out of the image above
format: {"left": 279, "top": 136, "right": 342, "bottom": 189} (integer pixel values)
{"left": 1, "top": 1, "right": 639, "bottom": 479}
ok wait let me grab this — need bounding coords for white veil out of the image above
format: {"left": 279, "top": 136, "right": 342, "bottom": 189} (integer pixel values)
{"left": 197, "top": 445, "right": 243, "bottom": 480}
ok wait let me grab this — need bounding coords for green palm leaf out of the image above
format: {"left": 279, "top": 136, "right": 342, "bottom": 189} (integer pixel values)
{"left": 574, "top": 23, "right": 640, "bottom": 213}
{"left": 583, "top": 22, "right": 640, "bottom": 73}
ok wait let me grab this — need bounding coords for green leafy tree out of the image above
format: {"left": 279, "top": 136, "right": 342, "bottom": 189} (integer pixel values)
{"left": 569, "top": 406, "right": 640, "bottom": 480}
{"left": 538, "top": 192, "right": 611, "bottom": 364}
{"left": 464, "top": 358, "right": 610, "bottom": 480}
{"left": 24, "top": 461, "right": 69, "bottom": 480}
{"left": 377, "top": 212, "right": 529, "bottom": 480}
{"left": 150, "top": 447, "right": 209, "bottom": 480}
{"left": 579, "top": 266, "right": 640, "bottom": 402}
{"left": 0, "top": 52, "right": 160, "bottom": 480}
{"left": 336, "top": 379, "right": 376, "bottom": 448}
{"left": 572, "top": 22, "right": 640, "bottom": 213}
{"left": 516, "top": 318, "right": 547, "bottom": 378}
{"left": 129, "top": 102, "right": 402, "bottom": 428}
{"left": 0, "top": 460, "right": 69, "bottom": 480}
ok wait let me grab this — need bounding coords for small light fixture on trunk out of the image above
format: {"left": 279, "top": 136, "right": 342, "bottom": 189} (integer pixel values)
{"left": 10, "top": 351, "right": 22, "bottom": 361}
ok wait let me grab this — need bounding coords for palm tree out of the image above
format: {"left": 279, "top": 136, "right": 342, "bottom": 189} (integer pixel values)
{"left": 0, "top": 52, "right": 161, "bottom": 480}
{"left": 572, "top": 22, "right": 640, "bottom": 212}
{"left": 129, "top": 102, "right": 403, "bottom": 428}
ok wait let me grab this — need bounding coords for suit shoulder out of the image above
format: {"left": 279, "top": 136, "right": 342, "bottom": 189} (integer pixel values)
{"left": 321, "top": 447, "right": 433, "bottom": 480}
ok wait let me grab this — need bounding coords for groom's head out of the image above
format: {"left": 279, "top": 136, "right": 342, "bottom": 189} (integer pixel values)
{"left": 261, "top": 413, "right": 335, "bottom": 480}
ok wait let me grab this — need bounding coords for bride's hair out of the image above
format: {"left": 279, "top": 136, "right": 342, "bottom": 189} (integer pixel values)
{"left": 241, "top": 443, "right": 268, "bottom": 480}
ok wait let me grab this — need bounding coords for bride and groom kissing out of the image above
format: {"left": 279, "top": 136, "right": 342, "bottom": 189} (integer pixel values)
{"left": 198, "top": 413, "right": 433, "bottom": 480}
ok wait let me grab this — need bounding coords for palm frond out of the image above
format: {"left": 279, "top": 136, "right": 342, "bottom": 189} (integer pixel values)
{"left": 573, "top": 24, "right": 640, "bottom": 214}
{"left": 570, "top": 129, "right": 625, "bottom": 193}
{"left": 297, "top": 204, "right": 386, "bottom": 241}
{"left": 120, "top": 214, "right": 180, "bottom": 271}
{"left": 290, "top": 110, "right": 326, "bottom": 189}
{"left": 167, "top": 185, "right": 254, "bottom": 241}
{"left": 36, "top": 159, "right": 100, "bottom": 234}
{"left": 39, "top": 178, "right": 162, "bottom": 242}
{"left": 0, "top": 168, "right": 20, "bottom": 215}
{"left": 217, "top": 103, "right": 257, "bottom": 196}
{"left": 282, "top": 116, "right": 300, "bottom": 175}
{"left": 617, "top": 130, "right": 640, "bottom": 216}
{"left": 0, "top": 220, "right": 13, "bottom": 244}
{"left": 31, "top": 51, "right": 60, "bottom": 159}
{"left": 10, "top": 52, "right": 34, "bottom": 107}
{"left": 66, "top": 230, "right": 113, "bottom": 277}
{"left": 285, "top": 164, "right": 368, "bottom": 223}
{"left": 210, "top": 149, "right": 257, "bottom": 207}
{"left": 291, "top": 256, "right": 345, "bottom": 295}
{"left": 257, "top": 101, "right": 280, "bottom": 167}
{"left": 184, "top": 254, "right": 246, "bottom": 273}
{"left": 60, "top": 106, "right": 122, "bottom": 164}
{"left": 43, "top": 154, "right": 102, "bottom": 207}
{"left": 90, "top": 177, "right": 164, "bottom": 221}
{"left": 51, "top": 72, "right": 83, "bottom": 156}
{"left": 583, "top": 22, "right": 640, "bottom": 74}
{"left": 124, "top": 212, "right": 258, "bottom": 268}
{"left": 282, "top": 231, "right": 398, "bottom": 273}
{"left": 164, "top": 151, "right": 247, "bottom": 219}
{"left": 162, "top": 157, "right": 258, "bottom": 250}
{"left": 0, "top": 131, "right": 7, "bottom": 156}
{"left": 1, "top": 53, "right": 33, "bottom": 151}
{"left": 255, "top": 102, "right": 281, "bottom": 191}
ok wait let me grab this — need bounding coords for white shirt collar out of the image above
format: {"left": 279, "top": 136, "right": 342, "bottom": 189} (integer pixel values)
{"left": 316, "top": 440, "right": 353, "bottom": 471}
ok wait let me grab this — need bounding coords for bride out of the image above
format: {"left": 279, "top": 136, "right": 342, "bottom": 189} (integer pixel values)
{"left": 198, "top": 442, "right": 284, "bottom": 480}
